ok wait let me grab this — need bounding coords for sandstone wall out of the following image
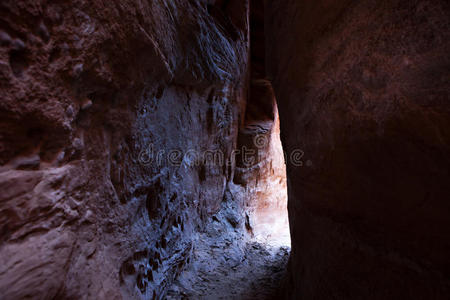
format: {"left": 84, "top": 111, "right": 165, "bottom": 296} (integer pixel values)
{"left": 0, "top": 0, "right": 248, "bottom": 298}
{"left": 266, "top": 0, "right": 450, "bottom": 298}
{"left": 230, "top": 0, "right": 289, "bottom": 247}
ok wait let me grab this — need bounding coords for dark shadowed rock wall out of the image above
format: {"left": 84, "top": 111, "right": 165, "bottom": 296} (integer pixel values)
{"left": 0, "top": 0, "right": 249, "bottom": 298}
{"left": 266, "top": 0, "right": 450, "bottom": 299}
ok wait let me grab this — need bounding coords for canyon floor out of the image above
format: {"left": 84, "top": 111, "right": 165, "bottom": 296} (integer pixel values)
{"left": 167, "top": 210, "right": 290, "bottom": 300}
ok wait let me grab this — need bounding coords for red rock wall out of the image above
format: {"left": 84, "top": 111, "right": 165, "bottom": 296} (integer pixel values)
{"left": 266, "top": 0, "right": 450, "bottom": 298}
{"left": 0, "top": 0, "right": 248, "bottom": 298}
{"left": 232, "top": 0, "right": 289, "bottom": 247}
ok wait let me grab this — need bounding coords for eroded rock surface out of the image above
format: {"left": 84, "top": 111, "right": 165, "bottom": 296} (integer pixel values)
{"left": 0, "top": 0, "right": 250, "bottom": 298}
{"left": 234, "top": 0, "right": 289, "bottom": 248}
{"left": 266, "top": 0, "right": 450, "bottom": 299}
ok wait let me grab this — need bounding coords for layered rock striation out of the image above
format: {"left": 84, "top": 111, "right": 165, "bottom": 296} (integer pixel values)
{"left": 0, "top": 0, "right": 250, "bottom": 298}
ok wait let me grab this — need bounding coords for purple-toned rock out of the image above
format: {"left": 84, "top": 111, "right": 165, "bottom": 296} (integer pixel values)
{"left": 266, "top": 0, "right": 450, "bottom": 298}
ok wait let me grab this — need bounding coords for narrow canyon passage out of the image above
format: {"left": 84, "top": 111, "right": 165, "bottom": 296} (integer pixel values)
{"left": 167, "top": 106, "right": 291, "bottom": 300}
{"left": 1, "top": 0, "right": 449, "bottom": 299}
{"left": 0, "top": 0, "right": 293, "bottom": 298}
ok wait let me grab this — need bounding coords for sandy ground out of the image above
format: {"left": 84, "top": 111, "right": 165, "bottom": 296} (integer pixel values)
{"left": 167, "top": 213, "right": 290, "bottom": 300}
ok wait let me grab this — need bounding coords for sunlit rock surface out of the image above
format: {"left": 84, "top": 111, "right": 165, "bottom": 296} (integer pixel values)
{"left": 250, "top": 109, "right": 289, "bottom": 247}
{"left": 234, "top": 103, "right": 289, "bottom": 248}
{"left": 233, "top": 0, "right": 290, "bottom": 249}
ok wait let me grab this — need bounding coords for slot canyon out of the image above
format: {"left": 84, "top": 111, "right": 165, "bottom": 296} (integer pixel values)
{"left": 0, "top": 0, "right": 449, "bottom": 299}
